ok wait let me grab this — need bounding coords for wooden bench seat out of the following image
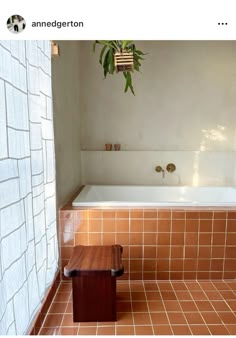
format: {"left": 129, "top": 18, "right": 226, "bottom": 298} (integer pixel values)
{"left": 64, "top": 245, "right": 124, "bottom": 322}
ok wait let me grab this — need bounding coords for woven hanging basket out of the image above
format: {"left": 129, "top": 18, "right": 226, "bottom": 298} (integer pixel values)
{"left": 114, "top": 51, "right": 134, "bottom": 72}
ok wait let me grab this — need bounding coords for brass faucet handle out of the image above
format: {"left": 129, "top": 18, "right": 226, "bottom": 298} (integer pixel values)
{"left": 155, "top": 165, "right": 164, "bottom": 173}
{"left": 166, "top": 163, "right": 176, "bottom": 173}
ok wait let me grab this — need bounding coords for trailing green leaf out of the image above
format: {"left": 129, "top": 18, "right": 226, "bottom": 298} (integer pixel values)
{"left": 93, "top": 40, "right": 146, "bottom": 95}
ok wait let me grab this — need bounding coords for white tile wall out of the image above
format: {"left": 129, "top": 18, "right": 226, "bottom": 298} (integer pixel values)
{"left": 0, "top": 41, "right": 58, "bottom": 335}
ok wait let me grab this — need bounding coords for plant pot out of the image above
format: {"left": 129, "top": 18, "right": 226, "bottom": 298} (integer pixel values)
{"left": 114, "top": 52, "right": 134, "bottom": 72}
{"left": 114, "top": 144, "right": 121, "bottom": 151}
{"left": 105, "top": 143, "right": 112, "bottom": 151}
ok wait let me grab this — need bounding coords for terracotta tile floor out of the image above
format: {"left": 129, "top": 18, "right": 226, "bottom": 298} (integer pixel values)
{"left": 39, "top": 280, "right": 236, "bottom": 335}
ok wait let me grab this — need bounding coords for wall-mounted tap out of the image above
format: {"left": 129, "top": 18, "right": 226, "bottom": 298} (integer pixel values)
{"left": 166, "top": 163, "right": 176, "bottom": 173}
{"left": 155, "top": 165, "right": 165, "bottom": 178}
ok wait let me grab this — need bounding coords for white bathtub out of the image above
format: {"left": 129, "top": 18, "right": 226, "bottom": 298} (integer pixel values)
{"left": 72, "top": 185, "right": 236, "bottom": 207}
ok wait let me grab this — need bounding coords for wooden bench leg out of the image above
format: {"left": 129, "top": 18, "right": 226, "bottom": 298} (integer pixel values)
{"left": 72, "top": 271, "right": 116, "bottom": 322}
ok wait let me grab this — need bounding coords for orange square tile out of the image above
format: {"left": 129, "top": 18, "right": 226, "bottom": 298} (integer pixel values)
{"left": 172, "top": 219, "right": 185, "bottom": 232}
{"left": 186, "top": 211, "right": 199, "bottom": 219}
{"left": 130, "top": 272, "right": 143, "bottom": 280}
{"left": 116, "top": 326, "right": 135, "bottom": 335}
{"left": 208, "top": 325, "right": 230, "bottom": 335}
{"left": 60, "top": 247, "right": 73, "bottom": 260}
{"left": 228, "top": 211, "right": 236, "bottom": 219}
{"left": 143, "top": 259, "right": 156, "bottom": 271}
{"left": 89, "top": 219, "right": 102, "bottom": 232}
{"left": 185, "top": 312, "right": 205, "bottom": 324}
{"left": 158, "top": 210, "right": 171, "bottom": 219}
{"left": 148, "top": 300, "right": 164, "bottom": 311}
{"left": 196, "top": 271, "right": 210, "bottom": 279}
{"left": 167, "top": 312, "right": 187, "bottom": 324}
{"left": 143, "top": 272, "right": 156, "bottom": 279}
{"left": 130, "top": 232, "right": 143, "bottom": 245}
{"left": 185, "top": 246, "right": 198, "bottom": 258}
{"left": 88, "top": 209, "right": 102, "bottom": 218}
{"left": 226, "top": 233, "right": 236, "bottom": 245}
{"left": 116, "top": 209, "right": 129, "bottom": 218}
{"left": 143, "top": 219, "right": 157, "bottom": 232}
{"left": 213, "top": 219, "right": 226, "bottom": 232}
{"left": 170, "top": 259, "right": 184, "bottom": 272}
{"left": 116, "top": 219, "right": 129, "bottom": 232}
{"left": 225, "top": 247, "right": 236, "bottom": 258}
{"left": 97, "top": 326, "right": 115, "bottom": 335}
{"left": 171, "top": 246, "right": 184, "bottom": 258}
{"left": 130, "top": 245, "right": 143, "bottom": 258}
{"left": 171, "top": 233, "right": 184, "bottom": 245}
{"left": 197, "top": 259, "right": 211, "bottom": 271}
{"left": 132, "top": 301, "right": 148, "bottom": 312}
{"left": 143, "top": 209, "right": 157, "bottom": 218}
{"left": 189, "top": 325, "right": 210, "bottom": 335}
{"left": 144, "top": 246, "right": 156, "bottom": 258}
{"left": 61, "top": 313, "right": 79, "bottom": 327}
{"left": 179, "top": 300, "right": 198, "bottom": 312}
{"left": 150, "top": 312, "right": 169, "bottom": 325}
{"left": 103, "top": 219, "right": 115, "bottom": 232}
{"left": 170, "top": 271, "right": 183, "bottom": 279}
{"left": 186, "top": 219, "right": 199, "bottom": 232}
{"left": 211, "top": 259, "right": 224, "bottom": 271}
{"left": 195, "top": 300, "right": 214, "bottom": 311}
{"left": 164, "top": 300, "right": 181, "bottom": 311}
{"left": 60, "top": 327, "right": 78, "bottom": 335}
{"left": 130, "top": 209, "right": 143, "bottom": 218}
{"left": 116, "top": 312, "right": 134, "bottom": 325}
{"left": 184, "top": 259, "right": 197, "bottom": 271}
{"left": 88, "top": 233, "right": 102, "bottom": 245}
{"left": 130, "top": 259, "right": 143, "bottom": 271}
{"left": 158, "top": 219, "right": 171, "bottom": 232}
{"left": 130, "top": 219, "right": 143, "bottom": 232}
{"left": 43, "top": 314, "right": 63, "bottom": 327}
{"left": 78, "top": 327, "right": 97, "bottom": 335}
{"left": 153, "top": 325, "right": 172, "bottom": 335}
{"left": 157, "top": 259, "right": 170, "bottom": 271}
{"left": 49, "top": 302, "right": 67, "bottom": 314}
{"left": 103, "top": 233, "right": 115, "bottom": 245}
{"left": 172, "top": 210, "right": 185, "bottom": 219}
{"left": 102, "top": 209, "right": 116, "bottom": 218}
{"left": 144, "top": 233, "right": 156, "bottom": 245}
{"left": 201, "top": 312, "right": 222, "bottom": 324}
{"left": 213, "top": 233, "right": 225, "bottom": 245}
{"left": 157, "top": 233, "right": 170, "bottom": 245}
{"left": 146, "top": 291, "right": 162, "bottom": 301}
{"left": 135, "top": 325, "right": 153, "bottom": 335}
{"left": 116, "top": 233, "right": 129, "bottom": 245}
{"left": 214, "top": 211, "right": 227, "bottom": 219}
{"left": 157, "top": 246, "right": 170, "bottom": 258}
{"left": 200, "top": 211, "right": 213, "bottom": 219}
{"left": 185, "top": 233, "right": 198, "bottom": 245}
{"left": 74, "top": 219, "right": 88, "bottom": 232}
{"left": 199, "top": 219, "right": 212, "bottom": 232}
{"left": 198, "top": 246, "right": 211, "bottom": 258}
{"left": 75, "top": 232, "right": 88, "bottom": 245}
{"left": 156, "top": 271, "right": 169, "bottom": 279}
{"left": 171, "top": 325, "right": 191, "bottom": 335}
{"left": 199, "top": 233, "right": 212, "bottom": 245}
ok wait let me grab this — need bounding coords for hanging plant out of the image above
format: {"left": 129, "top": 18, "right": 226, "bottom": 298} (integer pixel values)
{"left": 93, "top": 40, "right": 146, "bottom": 95}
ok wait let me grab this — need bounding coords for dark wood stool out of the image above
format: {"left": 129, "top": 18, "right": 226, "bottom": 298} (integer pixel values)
{"left": 64, "top": 245, "right": 124, "bottom": 322}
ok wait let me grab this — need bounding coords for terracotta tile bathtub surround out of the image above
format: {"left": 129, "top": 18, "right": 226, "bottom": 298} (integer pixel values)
{"left": 38, "top": 280, "right": 236, "bottom": 335}
{"left": 59, "top": 207, "right": 236, "bottom": 280}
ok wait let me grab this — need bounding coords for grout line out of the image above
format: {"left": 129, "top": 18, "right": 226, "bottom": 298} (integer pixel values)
{"left": 157, "top": 280, "right": 174, "bottom": 335}
{"left": 142, "top": 279, "right": 155, "bottom": 335}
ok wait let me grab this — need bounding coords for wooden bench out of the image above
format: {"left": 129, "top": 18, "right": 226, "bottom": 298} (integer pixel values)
{"left": 64, "top": 245, "right": 124, "bottom": 322}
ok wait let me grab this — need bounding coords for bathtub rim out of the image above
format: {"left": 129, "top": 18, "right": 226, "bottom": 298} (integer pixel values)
{"left": 72, "top": 184, "right": 236, "bottom": 208}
